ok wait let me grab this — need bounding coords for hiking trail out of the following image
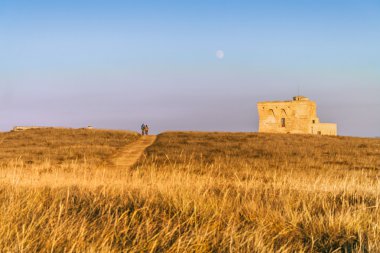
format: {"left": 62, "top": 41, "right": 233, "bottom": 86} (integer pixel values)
{"left": 113, "top": 135, "right": 157, "bottom": 168}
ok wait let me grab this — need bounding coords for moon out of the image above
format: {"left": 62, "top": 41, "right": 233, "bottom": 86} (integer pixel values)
{"left": 216, "top": 50, "right": 224, "bottom": 59}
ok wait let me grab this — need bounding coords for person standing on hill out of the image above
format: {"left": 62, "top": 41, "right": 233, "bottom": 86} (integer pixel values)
{"left": 141, "top": 123, "right": 146, "bottom": 136}
{"left": 144, "top": 124, "right": 149, "bottom": 136}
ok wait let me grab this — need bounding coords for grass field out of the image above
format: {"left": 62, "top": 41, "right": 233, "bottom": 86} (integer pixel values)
{"left": 0, "top": 130, "right": 379, "bottom": 252}
{"left": 0, "top": 128, "right": 139, "bottom": 166}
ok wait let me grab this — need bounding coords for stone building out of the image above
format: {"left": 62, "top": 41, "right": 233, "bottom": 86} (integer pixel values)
{"left": 257, "top": 96, "right": 337, "bottom": 135}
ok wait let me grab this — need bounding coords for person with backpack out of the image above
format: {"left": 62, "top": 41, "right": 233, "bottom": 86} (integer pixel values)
{"left": 141, "top": 123, "right": 146, "bottom": 136}
{"left": 144, "top": 124, "right": 149, "bottom": 136}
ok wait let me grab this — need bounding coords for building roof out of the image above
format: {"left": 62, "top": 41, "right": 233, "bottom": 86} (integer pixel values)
{"left": 257, "top": 96, "right": 311, "bottom": 104}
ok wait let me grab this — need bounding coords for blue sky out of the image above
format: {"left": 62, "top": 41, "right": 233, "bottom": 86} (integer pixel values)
{"left": 0, "top": 0, "right": 379, "bottom": 136}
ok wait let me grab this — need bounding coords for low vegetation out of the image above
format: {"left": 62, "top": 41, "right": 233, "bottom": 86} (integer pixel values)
{"left": 0, "top": 130, "right": 379, "bottom": 252}
{"left": 0, "top": 128, "right": 139, "bottom": 166}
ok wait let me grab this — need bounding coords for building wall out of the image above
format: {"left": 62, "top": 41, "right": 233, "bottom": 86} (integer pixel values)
{"left": 311, "top": 123, "right": 337, "bottom": 136}
{"left": 257, "top": 96, "right": 337, "bottom": 136}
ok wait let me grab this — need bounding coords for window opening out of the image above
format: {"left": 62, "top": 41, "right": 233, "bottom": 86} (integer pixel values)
{"left": 281, "top": 118, "right": 286, "bottom": 127}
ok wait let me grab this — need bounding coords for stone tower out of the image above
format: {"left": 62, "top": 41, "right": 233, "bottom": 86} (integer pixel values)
{"left": 257, "top": 96, "right": 337, "bottom": 135}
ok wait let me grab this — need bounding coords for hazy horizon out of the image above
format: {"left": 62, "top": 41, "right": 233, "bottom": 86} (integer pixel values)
{"left": 1, "top": 1, "right": 379, "bottom": 137}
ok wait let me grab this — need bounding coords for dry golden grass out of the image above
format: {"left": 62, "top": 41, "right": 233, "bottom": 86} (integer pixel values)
{"left": 0, "top": 130, "right": 379, "bottom": 252}
{"left": 0, "top": 128, "right": 139, "bottom": 166}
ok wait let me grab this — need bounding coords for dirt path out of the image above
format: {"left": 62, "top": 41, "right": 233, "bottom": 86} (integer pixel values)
{"left": 113, "top": 135, "right": 157, "bottom": 168}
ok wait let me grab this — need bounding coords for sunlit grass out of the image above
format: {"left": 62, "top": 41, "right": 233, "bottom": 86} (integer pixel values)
{"left": 0, "top": 131, "right": 379, "bottom": 252}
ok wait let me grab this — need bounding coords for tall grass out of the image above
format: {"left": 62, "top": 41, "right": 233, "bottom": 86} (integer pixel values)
{"left": 0, "top": 131, "right": 379, "bottom": 252}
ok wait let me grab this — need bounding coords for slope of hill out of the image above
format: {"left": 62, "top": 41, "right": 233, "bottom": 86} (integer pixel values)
{"left": 0, "top": 131, "right": 379, "bottom": 252}
{"left": 143, "top": 131, "right": 379, "bottom": 171}
{"left": 0, "top": 128, "right": 139, "bottom": 166}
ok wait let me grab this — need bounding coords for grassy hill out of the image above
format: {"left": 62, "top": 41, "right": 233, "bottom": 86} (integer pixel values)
{"left": 0, "top": 130, "right": 379, "bottom": 252}
{"left": 143, "top": 131, "right": 379, "bottom": 170}
{"left": 0, "top": 128, "right": 139, "bottom": 166}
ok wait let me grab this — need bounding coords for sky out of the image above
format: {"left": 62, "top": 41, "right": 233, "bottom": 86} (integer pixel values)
{"left": 0, "top": 0, "right": 379, "bottom": 137}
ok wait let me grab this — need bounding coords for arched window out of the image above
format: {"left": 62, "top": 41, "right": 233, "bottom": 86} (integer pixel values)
{"left": 266, "top": 109, "right": 276, "bottom": 123}
{"left": 269, "top": 109, "right": 275, "bottom": 117}
{"left": 280, "top": 109, "right": 287, "bottom": 117}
